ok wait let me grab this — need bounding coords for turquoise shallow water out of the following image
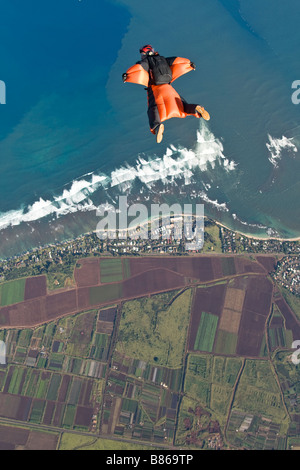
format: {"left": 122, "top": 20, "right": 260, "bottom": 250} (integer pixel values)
{"left": 0, "top": 0, "right": 300, "bottom": 259}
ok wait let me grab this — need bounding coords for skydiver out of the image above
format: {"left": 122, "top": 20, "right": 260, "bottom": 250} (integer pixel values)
{"left": 122, "top": 45, "right": 210, "bottom": 143}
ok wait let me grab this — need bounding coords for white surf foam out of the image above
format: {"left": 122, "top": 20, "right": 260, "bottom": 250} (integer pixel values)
{"left": 232, "top": 213, "right": 267, "bottom": 229}
{"left": 0, "top": 124, "right": 236, "bottom": 231}
{"left": 0, "top": 174, "right": 107, "bottom": 231}
{"left": 266, "top": 134, "right": 298, "bottom": 168}
{"left": 111, "top": 122, "right": 236, "bottom": 190}
{"left": 199, "top": 191, "right": 229, "bottom": 212}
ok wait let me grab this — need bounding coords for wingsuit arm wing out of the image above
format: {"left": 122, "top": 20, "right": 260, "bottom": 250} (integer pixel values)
{"left": 168, "top": 57, "right": 195, "bottom": 83}
{"left": 122, "top": 63, "right": 149, "bottom": 87}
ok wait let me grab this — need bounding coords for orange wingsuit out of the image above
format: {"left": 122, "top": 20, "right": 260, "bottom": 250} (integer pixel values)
{"left": 123, "top": 54, "right": 210, "bottom": 141}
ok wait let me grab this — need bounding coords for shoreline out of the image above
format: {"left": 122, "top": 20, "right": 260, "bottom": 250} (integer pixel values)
{"left": 211, "top": 219, "right": 300, "bottom": 243}
{"left": 91, "top": 211, "right": 300, "bottom": 243}
{"left": 1, "top": 213, "right": 299, "bottom": 263}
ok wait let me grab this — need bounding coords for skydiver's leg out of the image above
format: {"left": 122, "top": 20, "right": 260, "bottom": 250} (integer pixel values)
{"left": 147, "top": 87, "right": 161, "bottom": 133}
{"left": 179, "top": 95, "right": 198, "bottom": 115}
{"left": 180, "top": 96, "right": 210, "bottom": 120}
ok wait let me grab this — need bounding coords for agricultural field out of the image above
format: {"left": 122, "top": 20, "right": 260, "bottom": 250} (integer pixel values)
{"left": 0, "top": 255, "right": 268, "bottom": 328}
{"left": 226, "top": 410, "right": 286, "bottom": 450}
{"left": 188, "top": 275, "right": 273, "bottom": 358}
{"left": 267, "top": 304, "right": 293, "bottom": 352}
{"left": 0, "top": 423, "right": 59, "bottom": 450}
{"left": 0, "top": 278, "right": 26, "bottom": 307}
{"left": 272, "top": 350, "right": 300, "bottom": 447}
{"left": 0, "top": 254, "right": 300, "bottom": 450}
{"left": 115, "top": 289, "right": 192, "bottom": 368}
{"left": 0, "top": 364, "right": 101, "bottom": 431}
{"left": 232, "top": 360, "right": 288, "bottom": 423}
{"left": 0, "top": 306, "right": 119, "bottom": 435}
{"left": 183, "top": 354, "right": 243, "bottom": 425}
{"left": 100, "top": 258, "right": 124, "bottom": 283}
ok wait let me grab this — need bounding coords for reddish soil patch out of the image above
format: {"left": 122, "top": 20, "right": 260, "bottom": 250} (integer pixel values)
{"left": 0, "top": 306, "right": 10, "bottom": 327}
{"left": 74, "top": 258, "right": 100, "bottom": 287}
{"left": 242, "top": 276, "right": 273, "bottom": 315}
{"left": 98, "top": 307, "right": 117, "bottom": 322}
{"left": 0, "top": 425, "right": 29, "bottom": 447}
{"left": 43, "top": 401, "right": 56, "bottom": 425}
{"left": 74, "top": 406, "right": 94, "bottom": 427}
{"left": 77, "top": 287, "right": 90, "bottom": 310}
{"left": 123, "top": 268, "right": 187, "bottom": 298}
{"left": 236, "top": 276, "right": 273, "bottom": 356}
{"left": 2, "top": 291, "right": 77, "bottom": 328}
{"left": 256, "top": 256, "right": 277, "bottom": 273}
{"left": 24, "top": 275, "right": 47, "bottom": 300}
{"left": 2, "top": 298, "right": 47, "bottom": 328}
{"left": 52, "top": 403, "right": 64, "bottom": 427}
{"left": 25, "top": 430, "right": 59, "bottom": 450}
{"left": 275, "top": 297, "right": 300, "bottom": 340}
{"left": 58, "top": 374, "right": 72, "bottom": 402}
{"left": 129, "top": 257, "right": 215, "bottom": 282}
{"left": 45, "top": 289, "right": 77, "bottom": 320}
{"left": 193, "top": 284, "right": 226, "bottom": 316}
{"left": 235, "top": 257, "right": 265, "bottom": 275}
{"left": 211, "top": 258, "right": 224, "bottom": 279}
{"left": 16, "top": 397, "right": 32, "bottom": 421}
{"left": 78, "top": 380, "right": 93, "bottom": 407}
{"left": 236, "top": 309, "right": 268, "bottom": 356}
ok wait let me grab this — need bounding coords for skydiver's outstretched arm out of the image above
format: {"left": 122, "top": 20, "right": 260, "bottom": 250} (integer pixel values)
{"left": 166, "top": 57, "right": 195, "bottom": 69}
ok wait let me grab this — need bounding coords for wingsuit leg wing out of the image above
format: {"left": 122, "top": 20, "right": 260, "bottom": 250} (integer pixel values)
{"left": 147, "top": 84, "right": 200, "bottom": 134}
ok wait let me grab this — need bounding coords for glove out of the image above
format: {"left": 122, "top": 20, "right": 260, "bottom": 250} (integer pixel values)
{"left": 190, "top": 62, "right": 196, "bottom": 70}
{"left": 122, "top": 73, "right": 127, "bottom": 82}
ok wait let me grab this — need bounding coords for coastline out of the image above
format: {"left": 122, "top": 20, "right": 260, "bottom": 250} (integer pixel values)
{"left": 91, "top": 211, "right": 300, "bottom": 243}
{"left": 1, "top": 213, "right": 299, "bottom": 263}
{"left": 212, "top": 219, "right": 300, "bottom": 243}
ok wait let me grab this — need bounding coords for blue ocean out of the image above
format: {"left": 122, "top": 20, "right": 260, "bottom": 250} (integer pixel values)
{"left": 0, "top": 0, "right": 300, "bottom": 258}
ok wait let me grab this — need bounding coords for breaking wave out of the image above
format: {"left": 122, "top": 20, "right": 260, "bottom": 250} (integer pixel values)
{"left": 0, "top": 123, "right": 236, "bottom": 231}
{"left": 0, "top": 175, "right": 108, "bottom": 231}
{"left": 111, "top": 123, "right": 236, "bottom": 190}
{"left": 266, "top": 134, "right": 298, "bottom": 168}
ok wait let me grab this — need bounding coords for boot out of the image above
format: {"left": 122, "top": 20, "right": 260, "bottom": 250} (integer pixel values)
{"left": 195, "top": 105, "right": 210, "bottom": 121}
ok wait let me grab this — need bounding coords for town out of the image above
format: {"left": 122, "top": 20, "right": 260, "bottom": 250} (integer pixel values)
{"left": 0, "top": 218, "right": 299, "bottom": 296}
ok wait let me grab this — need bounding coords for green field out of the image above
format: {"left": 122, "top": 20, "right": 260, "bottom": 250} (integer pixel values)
{"left": 233, "top": 359, "right": 288, "bottom": 423}
{"left": 0, "top": 278, "right": 26, "bottom": 306}
{"left": 89, "top": 283, "right": 123, "bottom": 305}
{"left": 193, "top": 312, "right": 219, "bottom": 352}
{"left": 100, "top": 259, "right": 123, "bottom": 283}
{"left": 115, "top": 289, "right": 192, "bottom": 368}
{"left": 203, "top": 223, "right": 222, "bottom": 253}
{"left": 59, "top": 433, "right": 157, "bottom": 450}
{"left": 183, "top": 354, "right": 242, "bottom": 425}
{"left": 214, "top": 330, "right": 238, "bottom": 355}
{"left": 122, "top": 259, "right": 131, "bottom": 279}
